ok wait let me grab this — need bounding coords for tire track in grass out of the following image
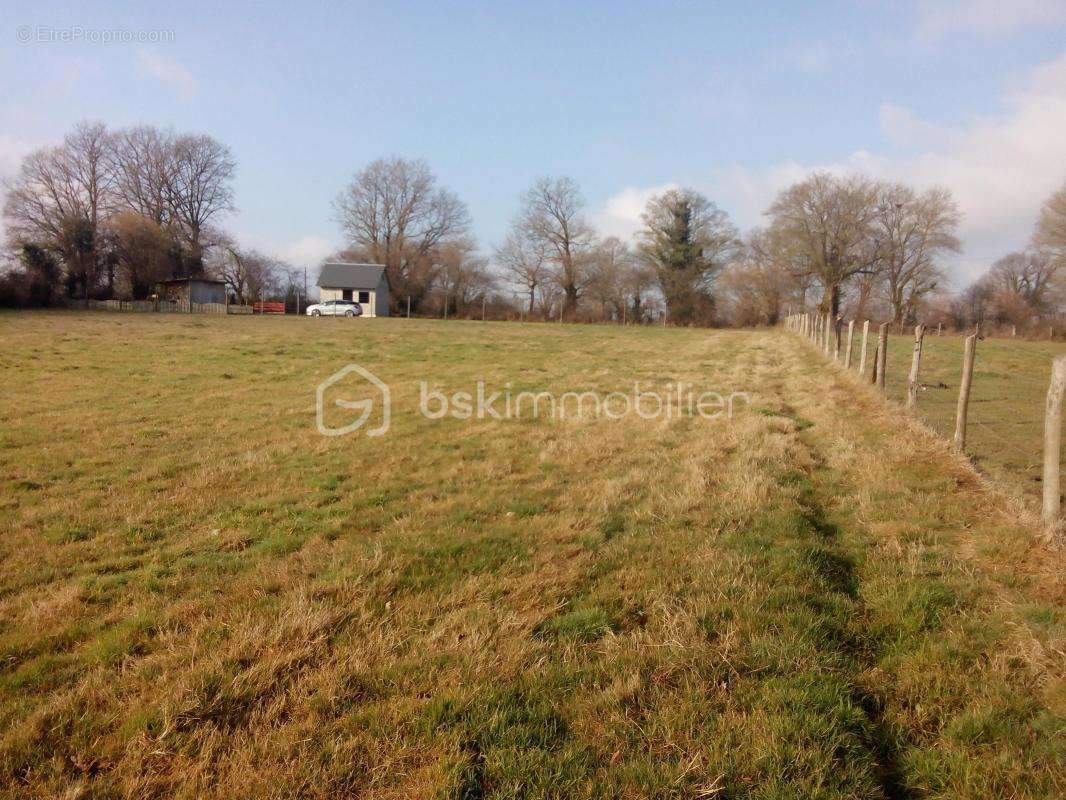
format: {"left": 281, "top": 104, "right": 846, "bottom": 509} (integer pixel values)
{"left": 787, "top": 440, "right": 913, "bottom": 800}
{"left": 746, "top": 338, "right": 913, "bottom": 799}
{"left": 783, "top": 334, "right": 1065, "bottom": 799}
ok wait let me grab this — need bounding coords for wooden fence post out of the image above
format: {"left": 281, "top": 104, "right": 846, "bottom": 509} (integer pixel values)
{"left": 1042, "top": 356, "right": 1066, "bottom": 527}
{"left": 953, "top": 334, "right": 977, "bottom": 452}
{"left": 844, "top": 320, "right": 855, "bottom": 369}
{"left": 875, "top": 323, "right": 888, "bottom": 388}
{"left": 858, "top": 320, "right": 870, "bottom": 376}
{"left": 824, "top": 313, "right": 832, "bottom": 357}
{"left": 906, "top": 324, "right": 925, "bottom": 410}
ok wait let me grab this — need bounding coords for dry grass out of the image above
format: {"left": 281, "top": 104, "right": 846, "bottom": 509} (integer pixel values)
{"left": 0, "top": 311, "right": 1062, "bottom": 799}
{"left": 857, "top": 330, "right": 1066, "bottom": 501}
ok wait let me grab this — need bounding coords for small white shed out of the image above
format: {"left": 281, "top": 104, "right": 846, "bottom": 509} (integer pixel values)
{"left": 316, "top": 262, "right": 390, "bottom": 317}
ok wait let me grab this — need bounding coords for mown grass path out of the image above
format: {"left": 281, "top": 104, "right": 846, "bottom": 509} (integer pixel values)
{"left": 0, "top": 313, "right": 1062, "bottom": 798}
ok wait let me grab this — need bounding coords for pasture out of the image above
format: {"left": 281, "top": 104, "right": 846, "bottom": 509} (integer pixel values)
{"left": 0, "top": 312, "right": 1062, "bottom": 799}
{"left": 878, "top": 331, "right": 1066, "bottom": 500}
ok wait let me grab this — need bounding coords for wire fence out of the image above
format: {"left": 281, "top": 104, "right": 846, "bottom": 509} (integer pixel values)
{"left": 882, "top": 333, "right": 1058, "bottom": 497}
{"left": 784, "top": 313, "right": 1066, "bottom": 519}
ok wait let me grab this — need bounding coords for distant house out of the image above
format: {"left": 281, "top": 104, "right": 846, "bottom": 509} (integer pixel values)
{"left": 316, "top": 262, "right": 390, "bottom": 317}
{"left": 157, "top": 277, "right": 228, "bottom": 305}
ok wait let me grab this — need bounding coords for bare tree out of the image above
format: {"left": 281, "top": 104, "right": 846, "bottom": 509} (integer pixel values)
{"left": 162, "top": 133, "right": 236, "bottom": 269}
{"left": 495, "top": 230, "right": 549, "bottom": 317}
{"left": 987, "top": 250, "right": 1062, "bottom": 323}
{"left": 333, "top": 157, "right": 470, "bottom": 312}
{"left": 3, "top": 122, "right": 115, "bottom": 298}
{"left": 638, "top": 187, "right": 738, "bottom": 325}
{"left": 3, "top": 121, "right": 242, "bottom": 302}
{"left": 516, "top": 176, "right": 595, "bottom": 319}
{"left": 623, "top": 261, "right": 658, "bottom": 324}
{"left": 434, "top": 239, "right": 494, "bottom": 317}
{"left": 1036, "top": 182, "right": 1066, "bottom": 265}
{"left": 873, "top": 183, "right": 960, "bottom": 325}
{"left": 4, "top": 148, "right": 76, "bottom": 253}
{"left": 210, "top": 237, "right": 286, "bottom": 304}
{"left": 104, "top": 211, "right": 171, "bottom": 299}
{"left": 109, "top": 126, "right": 174, "bottom": 225}
{"left": 721, "top": 228, "right": 806, "bottom": 326}
{"left": 766, "top": 172, "right": 880, "bottom": 317}
{"left": 4, "top": 122, "right": 114, "bottom": 249}
{"left": 846, "top": 269, "right": 883, "bottom": 321}
{"left": 587, "top": 236, "right": 636, "bottom": 321}
{"left": 536, "top": 281, "right": 564, "bottom": 320}
{"left": 961, "top": 277, "right": 995, "bottom": 328}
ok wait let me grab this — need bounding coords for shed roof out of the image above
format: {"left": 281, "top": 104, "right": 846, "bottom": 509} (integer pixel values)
{"left": 316, "top": 262, "right": 388, "bottom": 289}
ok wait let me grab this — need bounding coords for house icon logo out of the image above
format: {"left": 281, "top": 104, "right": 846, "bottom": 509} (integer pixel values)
{"left": 316, "top": 363, "right": 391, "bottom": 437}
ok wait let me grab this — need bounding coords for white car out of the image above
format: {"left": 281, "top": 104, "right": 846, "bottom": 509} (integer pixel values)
{"left": 306, "top": 300, "right": 363, "bottom": 317}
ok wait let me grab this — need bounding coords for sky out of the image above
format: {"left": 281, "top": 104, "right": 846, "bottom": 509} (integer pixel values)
{"left": 2, "top": 0, "right": 1065, "bottom": 287}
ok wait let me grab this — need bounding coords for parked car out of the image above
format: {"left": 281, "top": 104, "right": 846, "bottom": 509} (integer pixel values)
{"left": 306, "top": 300, "right": 363, "bottom": 317}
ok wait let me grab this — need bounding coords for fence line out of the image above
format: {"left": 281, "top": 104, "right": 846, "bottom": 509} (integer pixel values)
{"left": 784, "top": 311, "right": 1066, "bottom": 535}
{"left": 73, "top": 299, "right": 253, "bottom": 315}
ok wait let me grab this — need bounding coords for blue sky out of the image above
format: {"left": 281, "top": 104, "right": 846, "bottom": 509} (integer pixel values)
{"left": 2, "top": 0, "right": 1066, "bottom": 285}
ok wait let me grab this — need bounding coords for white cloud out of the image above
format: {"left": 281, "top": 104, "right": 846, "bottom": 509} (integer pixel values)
{"left": 708, "top": 160, "right": 814, "bottom": 230}
{"left": 278, "top": 235, "right": 334, "bottom": 266}
{"left": 915, "top": 0, "right": 1066, "bottom": 40}
{"left": 878, "top": 102, "right": 950, "bottom": 149}
{"left": 135, "top": 48, "right": 196, "bottom": 100}
{"left": 594, "top": 53, "right": 1066, "bottom": 286}
{"left": 589, "top": 183, "right": 677, "bottom": 242}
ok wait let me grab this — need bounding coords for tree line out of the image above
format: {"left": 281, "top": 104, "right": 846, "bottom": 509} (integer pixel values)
{"left": 0, "top": 121, "right": 301, "bottom": 308}
{"left": 331, "top": 159, "right": 742, "bottom": 323}
{"left": 4, "top": 120, "right": 1065, "bottom": 328}
{"left": 330, "top": 158, "right": 972, "bottom": 326}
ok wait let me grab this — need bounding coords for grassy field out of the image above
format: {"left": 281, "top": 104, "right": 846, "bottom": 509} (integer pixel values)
{"left": 0, "top": 312, "right": 1063, "bottom": 799}
{"left": 856, "top": 331, "right": 1066, "bottom": 501}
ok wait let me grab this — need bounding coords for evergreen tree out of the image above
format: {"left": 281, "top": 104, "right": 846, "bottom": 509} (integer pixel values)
{"left": 638, "top": 188, "right": 738, "bottom": 325}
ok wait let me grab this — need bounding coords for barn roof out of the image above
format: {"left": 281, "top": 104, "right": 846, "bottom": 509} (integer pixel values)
{"left": 316, "top": 262, "right": 388, "bottom": 289}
